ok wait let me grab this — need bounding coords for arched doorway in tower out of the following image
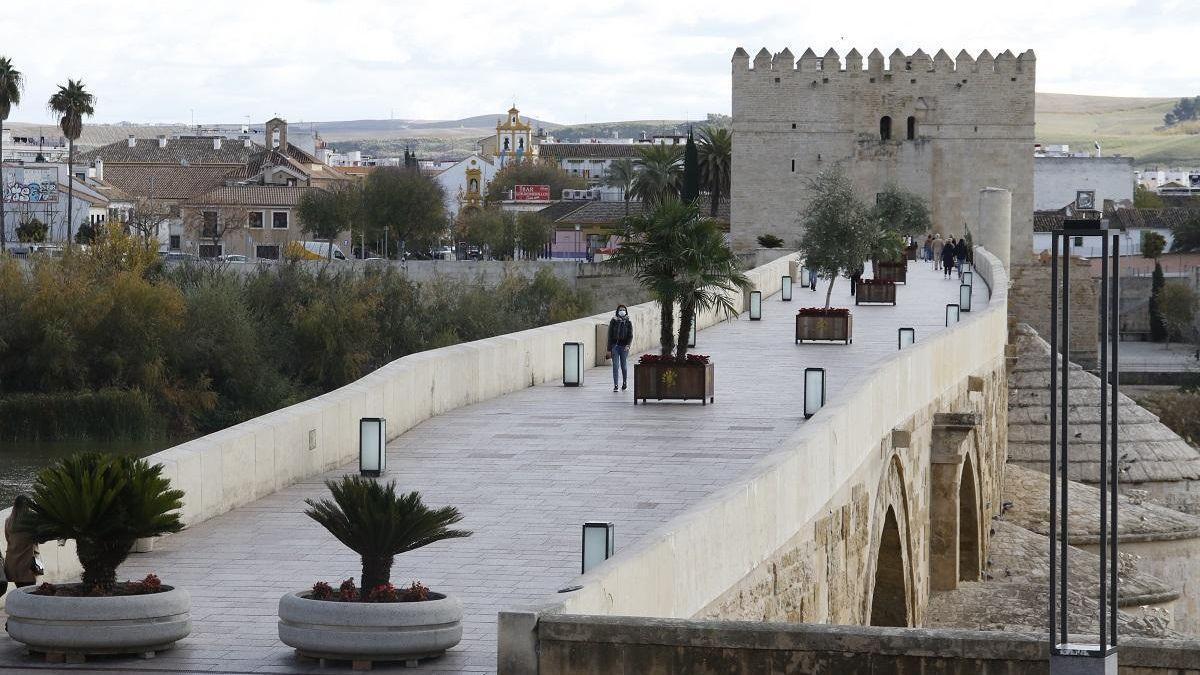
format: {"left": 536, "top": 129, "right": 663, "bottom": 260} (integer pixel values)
{"left": 869, "top": 506, "right": 908, "bottom": 627}
{"left": 959, "top": 455, "right": 981, "bottom": 581}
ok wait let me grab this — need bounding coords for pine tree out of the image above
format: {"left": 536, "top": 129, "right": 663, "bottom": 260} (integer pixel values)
{"left": 682, "top": 128, "right": 700, "bottom": 203}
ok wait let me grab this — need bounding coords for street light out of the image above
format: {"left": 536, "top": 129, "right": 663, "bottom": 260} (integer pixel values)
{"left": 781, "top": 275, "right": 793, "bottom": 301}
{"left": 359, "top": 417, "right": 386, "bottom": 477}
{"left": 945, "top": 304, "right": 960, "bottom": 326}
{"left": 963, "top": 271, "right": 974, "bottom": 287}
{"left": 749, "top": 291, "right": 762, "bottom": 321}
{"left": 959, "top": 284, "right": 973, "bottom": 312}
{"left": 563, "top": 342, "right": 585, "bottom": 386}
{"left": 898, "top": 327, "right": 915, "bottom": 350}
{"left": 803, "top": 367, "right": 825, "bottom": 419}
{"left": 582, "top": 521, "right": 615, "bottom": 573}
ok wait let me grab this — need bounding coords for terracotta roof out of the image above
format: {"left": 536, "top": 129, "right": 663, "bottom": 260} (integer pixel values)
{"left": 534, "top": 201, "right": 589, "bottom": 221}
{"left": 1107, "top": 207, "right": 1200, "bottom": 231}
{"left": 187, "top": 185, "right": 313, "bottom": 208}
{"left": 78, "top": 137, "right": 260, "bottom": 166}
{"left": 553, "top": 199, "right": 730, "bottom": 225}
{"left": 1033, "top": 210, "right": 1064, "bottom": 232}
{"left": 540, "top": 143, "right": 644, "bottom": 159}
{"left": 89, "top": 180, "right": 133, "bottom": 203}
{"left": 102, "top": 164, "right": 237, "bottom": 201}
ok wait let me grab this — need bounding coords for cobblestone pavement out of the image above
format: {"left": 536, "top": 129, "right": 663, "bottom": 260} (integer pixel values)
{"left": 0, "top": 261, "right": 981, "bottom": 674}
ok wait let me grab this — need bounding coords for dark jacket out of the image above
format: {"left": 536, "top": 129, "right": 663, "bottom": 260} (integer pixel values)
{"left": 956, "top": 241, "right": 968, "bottom": 259}
{"left": 941, "top": 243, "right": 957, "bottom": 265}
{"left": 607, "top": 316, "right": 633, "bottom": 350}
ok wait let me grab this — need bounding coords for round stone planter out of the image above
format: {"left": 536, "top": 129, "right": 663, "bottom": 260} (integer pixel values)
{"left": 4, "top": 585, "right": 191, "bottom": 662}
{"left": 278, "top": 590, "right": 463, "bottom": 669}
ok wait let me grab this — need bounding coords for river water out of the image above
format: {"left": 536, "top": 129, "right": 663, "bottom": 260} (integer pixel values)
{"left": 0, "top": 439, "right": 174, "bottom": 509}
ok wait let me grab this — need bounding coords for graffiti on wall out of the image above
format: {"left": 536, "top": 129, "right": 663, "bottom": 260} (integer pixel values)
{"left": 2, "top": 167, "right": 59, "bottom": 203}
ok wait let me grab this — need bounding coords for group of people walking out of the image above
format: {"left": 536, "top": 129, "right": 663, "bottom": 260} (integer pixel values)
{"left": 922, "top": 233, "right": 969, "bottom": 277}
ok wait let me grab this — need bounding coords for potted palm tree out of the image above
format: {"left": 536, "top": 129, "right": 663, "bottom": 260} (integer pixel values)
{"left": 611, "top": 200, "right": 750, "bottom": 405}
{"left": 796, "top": 167, "right": 874, "bottom": 344}
{"left": 4, "top": 453, "right": 189, "bottom": 662}
{"left": 277, "top": 476, "right": 471, "bottom": 670}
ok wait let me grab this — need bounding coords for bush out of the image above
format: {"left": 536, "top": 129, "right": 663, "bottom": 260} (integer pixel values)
{"left": 757, "top": 234, "right": 785, "bottom": 248}
{"left": 1139, "top": 391, "right": 1200, "bottom": 445}
{"left": 0, "top": 388, "right": 160, "bottom": 440}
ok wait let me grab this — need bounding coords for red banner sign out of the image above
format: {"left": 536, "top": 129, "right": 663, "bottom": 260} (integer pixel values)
{"left": 514, "top": 184, "right": 551, "bottom": 201}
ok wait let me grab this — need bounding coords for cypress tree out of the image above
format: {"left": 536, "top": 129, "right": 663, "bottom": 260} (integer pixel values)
{"left": 682, "top": 128, "right": 700, "bottom": 203}
{"left": 1150, "top": 262, "right": 1167, "bottom": 341}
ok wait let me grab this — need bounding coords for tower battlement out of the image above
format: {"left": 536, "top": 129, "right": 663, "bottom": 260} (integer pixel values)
{"left": 732, "top": 47, "right": 1035, "bottom": 77}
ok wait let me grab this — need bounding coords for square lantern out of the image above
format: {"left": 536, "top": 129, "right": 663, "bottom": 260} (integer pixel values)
{"left": 359, "top": 417, "right": 386, "bottom": 477}
{"left": 688, "top": 314, "right": 697, "bottom": 348}
{"left": 781, "top": 275, "right": 793, "bottom": 302}
{"left": 945, "top": 303, "right": 960, "bottom": 326}
{"left": 563, "top": 342, "right": 585, "bottom": 387}
{"left": 898, "top": 327, "right": 916, "bottom": 350}
{"left": 749, "top": 291, "right": 763, "bottom": 320}
{"left": 582, "top": 521, "right": 615, "bottom": 573}
{"left": 962, "top": 271, "right": 974, "bottom": 287}
{"left": 804, "top": 367, "right": 826, "bottom": 419}
{"left": 959, "top": 284, "right": 973, "bottom": 312}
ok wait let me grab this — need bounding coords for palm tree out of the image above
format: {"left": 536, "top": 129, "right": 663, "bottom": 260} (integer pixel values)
{"left": 609, "top": 200, "right": 693, "bottom": 355}
{"left": 0, "top": 57, "right": 24, "bottom": 252}
{"left": 305, "top": 476, "right": 471, "bottom": 594}
{"left": 672, "top": 210, "right": 751, "bottom": 360}
{"left": 604, "top": 158, "right": 636, "bottom": 215}
{"left": 48, "top": 79, "right": 95, "bottom": 245}
{"left": 631, "top": 144, "right": 682, "bottom": 208}
{"left": 19, "top": 453, "right": 184, "bottom": 591}
{"left": 697, "top": 126, "right": 732, "bottom": 218}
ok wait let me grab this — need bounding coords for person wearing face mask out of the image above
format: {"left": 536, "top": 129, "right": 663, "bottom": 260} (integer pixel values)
{"left": 607, "top": 304, "right": 634, "bottom": 392}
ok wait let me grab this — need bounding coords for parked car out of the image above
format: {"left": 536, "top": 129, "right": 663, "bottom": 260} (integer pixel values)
{"left": 160, "top": 251, "right": 199, "bottom": 263}
{"left": 218, "top": 254, "right": 248, "bottom": 264}
{"left": 286, "top": 241, "right": 349, "bottom": 261}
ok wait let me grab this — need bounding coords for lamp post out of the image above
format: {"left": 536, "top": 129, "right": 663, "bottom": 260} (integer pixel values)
{"left": 945, "top": 303, "right": 960, "bottom": 326}
{"left": 359, "top": 417, "right": 386, "bottom": 477}
{"left": 563, "top": 342, "right": 585, "bottom": 387}
{"left": 963, "top": 270, "right": 974, "bottom": 287}
{"left": 898, "top": 327, "right": 915, "bottom": 350}
{"left": 1049, "top": 217, "right": 1120, "bottom": 673}
{"left": 582, "top": 521, "right": 615, "bottom": 573}
{"left": 781, "top": 275, "right": 793, "bottom": 301}
{"left": 959, "top": 283, "right": 973, "bottom": 312}
{"left": 749, "top": 291, "right": 762, "bottom": 321}
{"left": 803, "top": 367, "right": 825, "bottom": 419}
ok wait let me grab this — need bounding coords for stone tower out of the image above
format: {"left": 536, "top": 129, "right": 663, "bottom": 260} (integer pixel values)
{"left": 265, "top": 117, "right": 288, "bottom": 152}
{"left": 730, "top": 47, "right": 1035, "bottom": 268}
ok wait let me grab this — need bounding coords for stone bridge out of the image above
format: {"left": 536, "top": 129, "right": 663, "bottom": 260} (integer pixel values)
{"left": 1, "top": 247, "right": 1024, "bottom": 673}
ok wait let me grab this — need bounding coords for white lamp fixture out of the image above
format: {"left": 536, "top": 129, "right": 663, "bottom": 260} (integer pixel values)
{"left": 945, "top": 303, "right": 960, "bottom": 326}
{"left": 962, "top": 271, "right": 974, "bottom": 287}
{"left": 804, "top": 367, "right": 825, "bottom": 419}
{"left": 749, "top": 290, "right": 762, "bottom": 321}
{"left": 898, "top": 327, "right": 915, "bottom": 350}
{"left": 563, "top": 342, "right": 584, "bottom": 387}
{"left": 582, "top": 521, "right": 615, "bottom": 573}
{"left": 959, "top": 284, "right": 973, "bottom": 312}
{"left": 359, "top": 417, "right": 386, "bottom": 477}
{"left": 781, "top": 275, "right": 793, "bottom": 302}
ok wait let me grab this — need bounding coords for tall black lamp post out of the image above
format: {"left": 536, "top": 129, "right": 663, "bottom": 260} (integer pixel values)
{"left": 1049, "top": 212, "right": 1119, "bottom": 673}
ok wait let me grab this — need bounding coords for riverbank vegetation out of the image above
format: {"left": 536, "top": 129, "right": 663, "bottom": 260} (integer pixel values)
{"left": 0, "top": 225, "right": 592, "bottom": 441}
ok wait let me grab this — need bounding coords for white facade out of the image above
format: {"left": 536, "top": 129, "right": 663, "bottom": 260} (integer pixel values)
{"left": 434, "top": 154, "right": 496, "bottom": 219}
{"left": 1033, "top": 155, "right": 1134, "bottom": 211}
{"left": 1, "top": 127, "right": 69, "bottom": 163}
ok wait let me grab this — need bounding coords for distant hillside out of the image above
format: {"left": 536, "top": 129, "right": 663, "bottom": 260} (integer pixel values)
{"left": 1034, "top": 92, "right": 1200, "bottom": 167}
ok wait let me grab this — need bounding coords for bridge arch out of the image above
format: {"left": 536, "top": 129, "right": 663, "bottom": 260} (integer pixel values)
{"left": 864, "top": 453, "right": 915, "bottom": 627}
{"left": 929, "top": 416, "right": 984, "bottom": 590}
{"left": 959, "top": 453, "right": 981, "bottom": 582}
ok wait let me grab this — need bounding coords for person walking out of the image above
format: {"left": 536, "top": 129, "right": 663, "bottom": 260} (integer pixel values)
{"left": 923, "top": 235, "right": 933, "bottom": 262}
{"left": 955, "top": 237, "right": 968, "bottom": 270}
{"left": 931, "top": 234, "right": 944, "bottom": 270}
{"left": 3, "top": 495, "right": 41, "bottom": 593}
{"left": 941, "top": 237, "right": 958, "bottom": 278}
{"left": 606, "top": 304, "right": 633, "bottom": 392}
{"left": 808, "top": 266, "right": 818, "bottom": 291}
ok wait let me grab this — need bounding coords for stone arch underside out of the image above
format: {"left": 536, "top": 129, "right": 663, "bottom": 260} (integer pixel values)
{"left": 865, "top": 453, "right": 916, "bottom": 627}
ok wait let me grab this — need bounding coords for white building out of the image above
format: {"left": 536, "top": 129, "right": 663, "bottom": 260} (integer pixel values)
{"left": 1033, "top": 155, "right": 1134, "bottom": 211}
{"left": 1137, "top": 168, "right": 1200, "bottom": 196}
{"left": 433, "top": 154, "right": 496, "bottom": 219}
{"left": 539, "top": 142, "right": 642, "bottom": 188}
{"left": 1, "top": 127, "right": 69, "bottom": 163}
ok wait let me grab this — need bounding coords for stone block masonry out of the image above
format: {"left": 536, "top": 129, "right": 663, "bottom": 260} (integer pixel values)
{"left": 730, "top": 47, "right": 1034, "bottom": 268}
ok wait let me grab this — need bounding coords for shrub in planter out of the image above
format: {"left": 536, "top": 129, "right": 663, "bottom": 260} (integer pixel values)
{"left": 5, "top": 453, "right": 189, "bottom": 661}
{"left": 796, "top": 168, "right": 872, "bottom": 339}
{"left": 278, "top": 476, "right": 471, "bottom": 668}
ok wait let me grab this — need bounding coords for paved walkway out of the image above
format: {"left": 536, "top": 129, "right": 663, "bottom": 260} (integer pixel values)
{"left": 0, "top": 261, "right": 985, "bottom": 674}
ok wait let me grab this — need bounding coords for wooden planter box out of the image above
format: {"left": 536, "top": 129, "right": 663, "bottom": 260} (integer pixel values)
{"left": 634, "top": 361, "right": 715, "bottom": 405}
{"left": 855, "top": 281, "right": 897, "bottom": 306}
{"left": 905, "top": 244, "right": 918, "bottom": 261}
{"left": 795, "top": 312, "right": 853, "bottom": 344}
{"left": 875, "top": 260, "right": 908, "bottom": 284}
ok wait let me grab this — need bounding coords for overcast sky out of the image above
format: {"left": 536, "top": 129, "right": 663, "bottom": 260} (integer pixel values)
{"left": 1, "top": 0, "right": 1194, "bottom": 126}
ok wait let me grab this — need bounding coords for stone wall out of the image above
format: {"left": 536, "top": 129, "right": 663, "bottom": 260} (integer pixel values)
{"left": 1009, "top": 256, "right": 1099, "bottom": 367}
{"left": 730, "top": 47, "right": 1034, "bottom": 266}
{"left": 531, "top": 614, "right": 1200, "bottom": 675}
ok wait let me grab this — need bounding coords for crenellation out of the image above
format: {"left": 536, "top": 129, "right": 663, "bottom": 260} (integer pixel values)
{"left": 732, "top": 46, "right": 750, "bottom": 70}
{"left": 955, "top": 49, "right": 975, "bottom": 72}
{"left": 933, "top": 49, "right": 954, "bottom": 71}
{"left": 845, "top": 48, "right": 863, "bottom": 72}
{"left": 867, "top": 48, "right": 885, "bottom": 72}
{"left": 975, "top": 49, "right": 994, "bottom": 73}
{"left": 910, "top": 48, "right": 932, "bottom": 72}
{"left": 799, "top": 47, "right": 820, "bottom": 72}
{"left": 774, "top": 48, "right": 795, "bottom": 71}
{"left": 1016, "top": 49, "right": 1036, "bottom": 73}
{"left": 822, "top": 48, "right": 840, "bottom": 71}
{"left": 753, "top": 47, "right": 771, "bottom": 70}
{"left": 995, "top": 49, "right": 1017, "bottom": 75}
{"left": 888, "top": 48, "right": 907, "bottom": 72}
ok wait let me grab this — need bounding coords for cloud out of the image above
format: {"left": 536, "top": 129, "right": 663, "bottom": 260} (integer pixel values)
{"left": 1, "top": 0, "right": 1194, "bottom": 125}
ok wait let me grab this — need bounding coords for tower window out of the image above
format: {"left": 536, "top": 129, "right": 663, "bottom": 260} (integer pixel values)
{"left": 792, "top": 123, "right": 797, "bottom": 129}
{"left": 791, "top": 159, "right": 795, "bottom": 172}
{"left": 907, "top": 116, "right": 916, "bottom": 140}
{"left": 880, "top": 116, "right": 892, "bottom": 141}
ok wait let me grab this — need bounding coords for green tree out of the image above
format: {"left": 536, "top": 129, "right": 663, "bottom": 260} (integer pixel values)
{"left": 604, "top": 158, "right": 636, "bottom": 215}
{"left": 671, "top": 209, "right": 751, "bottom": 359}
{"left": 1134, "top": 184, "right": 1164, "bottom": 209}
{"left": 47, "top": 79, "right": 96, "bottom": 245}
{"left": 297, "top": 187, "right": 351, "bottom": 259}
{"left": 797, "top": 167, "right": 875, "bottom": 308}
{"left": 516, "top": 212, "right": 552, "bottom": 259}
{"left": 1145, "top": 230, "right": 1168, "bottom": 341}
{"left": 697, "top": 125, "right": 732, "bottom": 218}
{"left": 609, "top": 200, "right": 692, "bottom": 355}
{"left": 19, "top": 453, "right": 184, "bottom": 591}
{"left": 15, "top": 218, "right": 47, "bottom": 243}
{"left": 305, "top": 476, "right": 470, "bottom": 593}
{"left": 1158, "top": 283, "right": 1198, "bottom": 346}
{"left": 632, "top": 144, "right": 682, "bottom": 207}
{"left": 0, "top": 56, "right": 24, "bottom": 252}
{"left": 1171, "top": 214, "right": 1200, "bottom": 253}
{"left": 486, "top": 160, "right": 584, "bottom": 204}
{"left": 361, "top": 167, "right": 446, "bottom": 256}
{"left": 757, "top": 234, "right": 784, "bottom": 248}
{"left": 460, "top": 207, "right": 515, "bottom": 259}
{"left": 871, "top": 183, "right": 931, "bottom": 238}
{"left": 681, "top": 129, "right": 700, "bottom": 203}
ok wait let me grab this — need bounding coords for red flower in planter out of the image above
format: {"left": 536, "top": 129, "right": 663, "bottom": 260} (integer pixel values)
{"left": 338, "top": 578, "right": 359, "bottom": 602}
{"left": 366, "top": 583, "right": 399, "bottom": 602}
{"left": 638, "top": 354, "right": 710, "bottom": 365}
{"left": 796, "top": 307, "right": 851, "bottom": 317}
{"left": 311, "top": 581, "right": 334, "bottom": 600}
{"left": 398, "top": 582, "right": 431, "bottom": 602}
{"left": 858, "top": 278, "right": 896, "bottom": 286}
